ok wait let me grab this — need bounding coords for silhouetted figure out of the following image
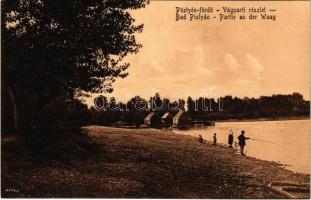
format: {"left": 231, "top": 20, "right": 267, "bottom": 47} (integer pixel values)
{"left": 228, "top": 130, "right": 234, "bottom": 148}
{"left": 238, "top": 130, "right": 250, "bottom": 155}
{"left": 198, "top": 134, "right": 204, "bottom": 144}
{"left": 213, "top": 133, "right": 217, "bottom": 145}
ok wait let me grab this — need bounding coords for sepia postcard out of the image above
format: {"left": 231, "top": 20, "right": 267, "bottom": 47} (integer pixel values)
{"left": 1, "top": 0, "right": 310, "bottom": 198}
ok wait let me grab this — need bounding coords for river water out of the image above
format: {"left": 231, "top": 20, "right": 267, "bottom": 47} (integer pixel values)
{"left": 174, "top": 119, "right": 310, "bottom": 174}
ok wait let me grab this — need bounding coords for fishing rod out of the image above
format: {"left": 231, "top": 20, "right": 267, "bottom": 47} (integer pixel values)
{"left": 250, "top": 138, "right": 284, "bottom": 149}
{"left": 250, "top": 138, "right": 276, "bottom": 144}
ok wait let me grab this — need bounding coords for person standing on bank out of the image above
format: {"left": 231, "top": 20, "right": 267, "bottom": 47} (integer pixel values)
{"left": 198, "top": 134, "right": 204, "bottom": 144}
{"left": 237, "top": 130, "right": 250, "bottom": 155}
{"left": 213, "top": 133, "right": 217, "bottom": 145}
{"left": 228, "top": 129, "right": 234, "bottom": 148}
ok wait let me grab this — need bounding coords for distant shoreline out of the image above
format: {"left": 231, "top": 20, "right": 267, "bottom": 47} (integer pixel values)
{"left": 214, "top": 116, "right": 310, "bottom": 123}
{"left": 95, "top": 116, "right": 310, "bottom": 129}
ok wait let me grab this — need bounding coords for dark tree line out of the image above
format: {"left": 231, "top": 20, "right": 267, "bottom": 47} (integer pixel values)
{"left": 89, "top": 92, "right": 309, "bottom": 126}
{"left": 187, "top": 92, "right": 309, "bottom": 120}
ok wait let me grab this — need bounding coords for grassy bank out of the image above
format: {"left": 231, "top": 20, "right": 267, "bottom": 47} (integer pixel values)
{"left": 2, "top": 126, "right": 310, "bottom": 198}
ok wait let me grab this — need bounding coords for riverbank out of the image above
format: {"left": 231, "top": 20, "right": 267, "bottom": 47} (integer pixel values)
{"left": 2, "top": 126, "right": 310, "bottom": 198}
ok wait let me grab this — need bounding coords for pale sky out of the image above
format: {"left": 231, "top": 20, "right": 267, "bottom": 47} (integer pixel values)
{"left": 86, "top": 1, "right": 310, "bottom": 105}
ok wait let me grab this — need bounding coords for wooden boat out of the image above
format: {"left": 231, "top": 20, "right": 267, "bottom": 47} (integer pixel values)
{"left": 268, "top": 181, "right": 310, "bottom": 199}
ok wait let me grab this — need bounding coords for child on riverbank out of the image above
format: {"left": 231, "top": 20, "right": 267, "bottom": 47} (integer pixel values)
{"left": 213, "top": 133, "right": 217, "bottom": 145}
{"left": 198, "top": 134, "right": 204, "bottom": 144}
{"left": 228, "top": 130, "right": 234, "bottom": 148}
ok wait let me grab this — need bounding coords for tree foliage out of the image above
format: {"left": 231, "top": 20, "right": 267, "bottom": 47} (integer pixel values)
{"left": 2, "top": 0, "right": 149, "bottom": 134}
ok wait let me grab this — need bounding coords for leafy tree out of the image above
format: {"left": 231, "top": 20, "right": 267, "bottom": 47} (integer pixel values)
{"left": 187, "top": 96, "right": 195, "bottom": 113}
{"left": 127, "top": 96, "right": 148, "bottom": 112}
{"left": 178, "top": 99, "right": 186, "bottom": 111}
{"left": 149, "top": 93, "right": 164, "bottom": 112}
{"left": 162, "top": 98, "right": 170, "bottom": 113}
{"left": 2, "top": 0, "right": 149, "bottom": 134}
{"left": 126, "top": 96, "right": 148, "bottom": 126}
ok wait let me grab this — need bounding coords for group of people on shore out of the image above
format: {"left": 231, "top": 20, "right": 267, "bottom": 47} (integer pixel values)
{"left": 198, "top": 130, "right": 250, "bottom": 155}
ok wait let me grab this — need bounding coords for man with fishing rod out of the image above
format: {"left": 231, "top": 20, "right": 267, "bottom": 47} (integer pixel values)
{"left": 238, "top": 130, "right": 250, "bottom": 155}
